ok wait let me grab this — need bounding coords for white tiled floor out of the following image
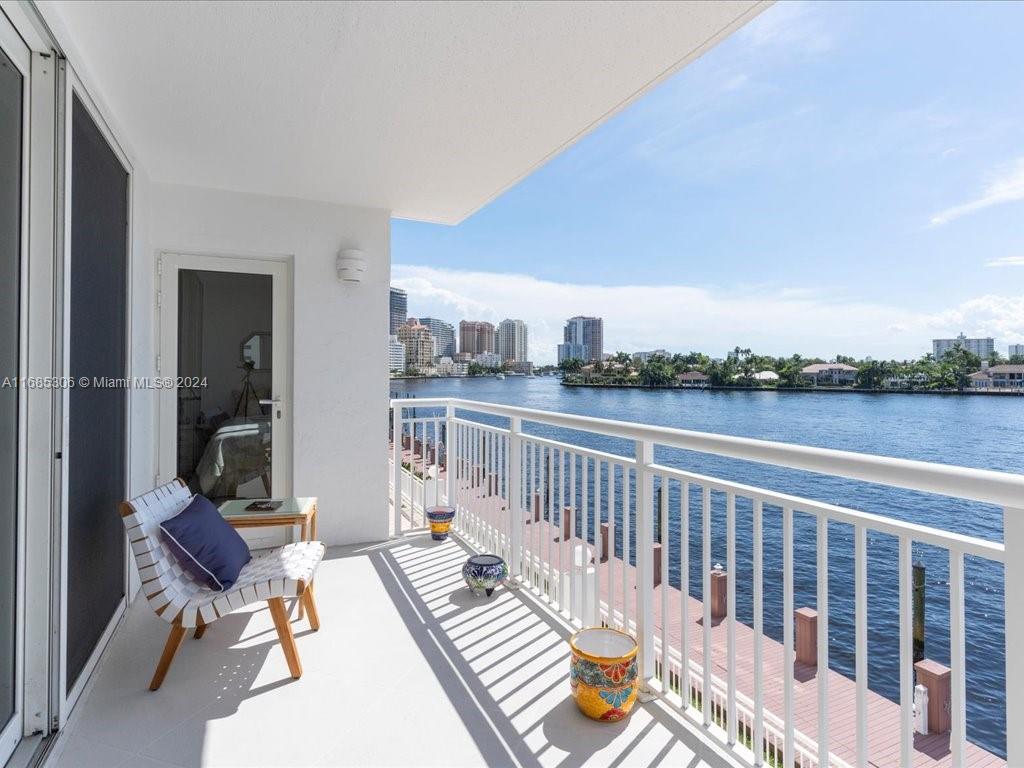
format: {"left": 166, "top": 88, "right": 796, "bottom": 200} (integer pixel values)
{"left": 47, "top": 534, "right": 736, "bottom": 768}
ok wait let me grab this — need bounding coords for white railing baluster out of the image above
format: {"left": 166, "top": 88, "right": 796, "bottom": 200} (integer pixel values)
{"left": 532, "top": 441, "right": 539, "bottom": 586}
{"left": 1007, "top": 506, "right": 1023, "bottom": 768}
{"left": 454, "top": 421, "right": 461, "bottom": 531}
{"left": 593, "top": 459, "right": 602, "bottom": 627}
{"left": 607, "top": 463, "right": 615, "bottom": 628}
{"left": 513, "top": 420, "right": 523, "bottom": 579}
{"left": 702, "top": 485, "right": 712, "bottom": 727}
{"left": 817, "top": 514, "right": 830, "bottom": 768}
{"left": 445, "top": 405, "right": 456, "bottom": 507}
{"left": 420, "top": 420, "right": 428, "bottom": 525}
{"left": 636, "top": 439, "right": 654, "bottom": 685}
{"left": 898, "top": 534, "right": 912, "bottom": 768}
{"left": 547, "top": 446, "right": 554, "bottom": 599}
{"left": 582, "top": 457, "right": 589, "bottom": 625}
{"left": 555, "top": 448, "right": 563, "bottom": 610}
{"left": 569, "top": 453, "right": 577, "bottom": 623}
{"left": 660, "top": 475, "right": 669, "bottom": 690}
{"left": 623, "top": 467, "right": 631, "bottom": 634}
{"left": 727, "top": 491, "right": 737, "bottom": 744}
{"left": 391, "top": 404, "right": 402, "bottom": 535}
{"left": 950, "top": 549, "right": 966, "bottom": 768}
{"left": 681, "top": 482, "right": 691, "bottom": 710}
{"left": 753, "top": 498, "right": 764, "bottom": 765}
{"left": 855, "top": 522, "right": 868, "bottom": 768}
{"left": 783, "top": 505, "right": 794, "bottom": 768}
{"left": 432, "top": 417, "right": 440, "bottom": 509}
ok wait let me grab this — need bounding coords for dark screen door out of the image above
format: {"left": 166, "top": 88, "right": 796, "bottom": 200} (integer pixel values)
{"left": 66, "top": 94, "right": 128, "bottom": 692}
{"left": 0, "top": 42, "right": 22, "bottom": 744}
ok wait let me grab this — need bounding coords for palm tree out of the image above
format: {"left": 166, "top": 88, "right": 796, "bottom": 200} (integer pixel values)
{"left": 559, "top": 358, "right": 583, "bottom": 375}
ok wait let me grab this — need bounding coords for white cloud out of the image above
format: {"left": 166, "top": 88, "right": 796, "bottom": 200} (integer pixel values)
{"left": 392, "top": 265, "right": 1024, "bottom": 364}
{"left": 929, "top": 158, "right": 1024, "bottom": 226}
{"left": 735, "top": 1, "right": 834, "bottom": 54}
{"left": 922, "top": 295, "right": 1024, "bottom": 345}
{"left": 986, "top": 256, "right": 1024, "bottom": 268}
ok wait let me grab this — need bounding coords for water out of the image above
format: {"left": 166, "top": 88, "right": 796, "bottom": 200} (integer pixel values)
{"left": 391, "top": 376, "right": 1020, "bottom": 757}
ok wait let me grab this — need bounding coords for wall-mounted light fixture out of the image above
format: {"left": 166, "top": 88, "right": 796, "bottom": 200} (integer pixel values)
{"left": 336, "top": 249, "right": 367, "bottom": 282}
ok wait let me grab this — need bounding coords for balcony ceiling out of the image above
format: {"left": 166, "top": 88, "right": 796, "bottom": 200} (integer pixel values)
{"left": 40, "top": 0, "right": 767, "bottom": 224}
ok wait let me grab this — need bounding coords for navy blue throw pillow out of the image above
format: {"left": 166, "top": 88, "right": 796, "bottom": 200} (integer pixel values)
{"left": 160, "top": 495, "right": 251, "bottom": 591}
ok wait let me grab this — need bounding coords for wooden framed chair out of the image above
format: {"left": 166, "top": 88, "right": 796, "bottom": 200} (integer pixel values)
{"left": 120, "top": 478, "right": 325, "bottom": 690}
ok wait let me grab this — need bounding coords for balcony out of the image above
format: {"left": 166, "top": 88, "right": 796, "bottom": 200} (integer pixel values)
{"left": 45, "top": 397, "right": 1018, "bottom": 768}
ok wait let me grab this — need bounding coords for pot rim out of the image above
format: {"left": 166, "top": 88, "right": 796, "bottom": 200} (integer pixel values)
{"left": 568, "top": 627, "right": 638, "bottom": 664}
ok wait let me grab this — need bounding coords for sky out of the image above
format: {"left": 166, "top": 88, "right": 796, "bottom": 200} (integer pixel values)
{"left": 391, "top": 1, "right": 1024, "bottom": 365}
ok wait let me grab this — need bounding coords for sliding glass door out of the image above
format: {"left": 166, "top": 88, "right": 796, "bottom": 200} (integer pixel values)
{"left": 0, "top": 14, "right": 28, "bottom": 765}
{"left": 62, "top": 86, "right": 129, "bottom": 710}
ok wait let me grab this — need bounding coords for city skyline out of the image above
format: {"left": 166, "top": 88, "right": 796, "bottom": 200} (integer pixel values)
{"left": 394, "top": 286, "right": 1023, "bottom": 370}
{"left": 391, "top": 2, "right": 1024, "bottom": 364}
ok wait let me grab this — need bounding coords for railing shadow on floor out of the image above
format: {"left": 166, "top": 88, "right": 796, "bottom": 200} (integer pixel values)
{"left": 362, "top": 532, "right": 738, "bottom": 768}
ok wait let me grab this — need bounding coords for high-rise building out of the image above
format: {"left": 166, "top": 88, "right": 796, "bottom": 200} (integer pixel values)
{"left": 388, "top": 336, "right": 405, "bottom": 374}
{"left": 497, "top": 319, "right": 529, "bottom": 364}
{"left": 1010, "top": 344, "right": 1024, "bottom": 359}
{"left": 459, "top": 320, "right": 495, "bottom": 356}
{"left": 557, "top": 343, "right": 588, "bottom": 364}
{"left": 419, "top": 317, "right": 456, "bottom": 358}
{"left": 933, "top": 333, "right": 995, "bottom": 360}
{"left": 389, "top": 287, "right": 408, "bottom": 335}
{"left": 474, "top": 352, "right": 503, "bottom": 369}
{"left": 634, "top": 349, "right": 668, "bottom": 364}
{"left": 562, "top": 316, "right": 603, "bottom": 362}
{"left": 396, "top": 319, "right": 434, "bottom": 371}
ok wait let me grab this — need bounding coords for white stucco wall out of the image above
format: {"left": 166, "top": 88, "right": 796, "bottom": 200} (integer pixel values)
{"left": 146, "top": 182, "right": 391, "bottom": 546}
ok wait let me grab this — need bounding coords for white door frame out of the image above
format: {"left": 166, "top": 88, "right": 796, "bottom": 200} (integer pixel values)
{"left": 0, "top": 11, "right": 31, "bottom": 764}
{"left": 55, "top": 64, "right": 135, "bottom": 726}
{"left": 156, "top": 251, "right": 294, "bottom": 503}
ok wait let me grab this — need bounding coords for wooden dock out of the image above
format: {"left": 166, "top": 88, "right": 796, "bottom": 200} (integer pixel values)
{"left": 394, "top": 448, "right": 1005, "bottom": 768}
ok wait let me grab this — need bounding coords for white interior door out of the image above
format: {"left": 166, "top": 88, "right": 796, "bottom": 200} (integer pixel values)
{"left": 0, "top": 12, "right": 29, "bottom": 764}
{"left": 157, "top": 252, "right": 292, "bottom": 545}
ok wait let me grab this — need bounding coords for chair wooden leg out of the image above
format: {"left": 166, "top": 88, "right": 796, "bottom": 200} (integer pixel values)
{"left": 149, "top": 623, "right": 187, "bottom": 691}
{"left": 268, "top": 597, "right": 302, "bottom": 678}
{"left": 301, "top": 585, "right": 320, "bottom": 631}
{"left": 193, "top": 620, "right": 206, "bottom": 639}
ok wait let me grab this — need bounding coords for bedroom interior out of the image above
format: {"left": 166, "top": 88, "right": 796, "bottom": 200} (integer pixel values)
{"left": 175, "top": 269, "right": 273, "bottom": 503}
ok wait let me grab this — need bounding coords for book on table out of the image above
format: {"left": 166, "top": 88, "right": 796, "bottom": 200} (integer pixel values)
{"left": 245, "top": 500, "right": 283, "bottom": 512}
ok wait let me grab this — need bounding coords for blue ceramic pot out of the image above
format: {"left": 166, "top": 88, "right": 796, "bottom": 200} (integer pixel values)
{"left": 426, "top": 506, "right": 456, "bottom": 541}
{"left": 462, "top": 554, "right": 508, "bottom": 596}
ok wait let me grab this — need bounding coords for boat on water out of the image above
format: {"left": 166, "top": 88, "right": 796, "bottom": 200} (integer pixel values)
{"left": 495, "top": 373, "right": 505, "bottom": 380}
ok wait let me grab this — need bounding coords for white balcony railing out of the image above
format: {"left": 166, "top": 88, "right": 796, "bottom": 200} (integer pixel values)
{"left": 389, "top": 397, "right": 1023, "bottom": 768}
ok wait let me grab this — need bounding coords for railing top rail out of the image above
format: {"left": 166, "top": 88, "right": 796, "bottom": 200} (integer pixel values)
{"left": 650, "top": 462, "right": 1005, "bottom": 561}
{"left": 391, "top": 397, "right": 1024, "bottom": 509}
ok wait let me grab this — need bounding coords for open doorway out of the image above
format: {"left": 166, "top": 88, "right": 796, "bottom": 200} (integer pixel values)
{"left": 158, "top": 253, "right": 292, "bottom": 511}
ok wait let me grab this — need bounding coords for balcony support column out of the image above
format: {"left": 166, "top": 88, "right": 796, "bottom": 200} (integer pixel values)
{"left": 391, "top": 404, "right": 403, "bottom": 537}
{"left": 634, "top": 439, "right": 655, "bottom": 688}
{"left": 508, "top": 416, "right": 523, "bottom": 580}
{"left": 1007, "top": 506, "right": 1023, "bottom": 766}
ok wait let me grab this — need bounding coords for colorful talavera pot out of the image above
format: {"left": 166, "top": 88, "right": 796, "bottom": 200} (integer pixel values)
{"left": 462, "top": 554, "right": 508, "bottom": 596}
{"left": 569, "top": 627, "right": 638, "bottom": 722}
{"left": 426, "top": 506, "right": 456, "bottom": 541}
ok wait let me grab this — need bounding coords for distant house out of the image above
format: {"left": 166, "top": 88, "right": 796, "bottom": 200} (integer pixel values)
{"left": 800, "top": 363, "right": 857, "bottom": 386}
{"left": 676, "top": 370, "right": 709, "bottom": 388}
{"left": 968, "top": 371, "right": 992, "bottom": 389}
{"left": 883, "top": 372, "right": 929, "bottom": 389}
{"left": 752, "top": 370, "right": 779, "bottom": 382}
{"left": 987, "top": 364, "right": 1024, "bottom": 388}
